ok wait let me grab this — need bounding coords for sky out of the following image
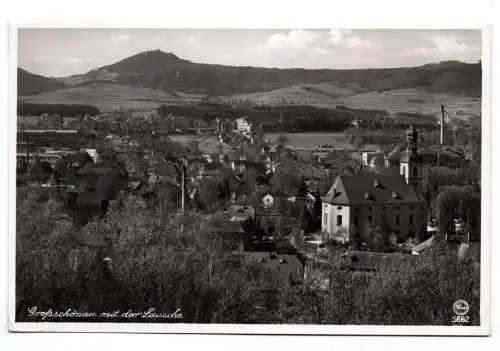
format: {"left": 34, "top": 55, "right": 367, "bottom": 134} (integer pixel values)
{"left": 17, "top": 28, "right": 482, "bottom": 78}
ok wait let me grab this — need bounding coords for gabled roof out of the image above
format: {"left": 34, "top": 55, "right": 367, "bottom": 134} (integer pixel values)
{"left": 419, "top": 148, "right": 464, "bottom": 159}
{"left": 323, "top": 173, "right": 425, "bottom": 205}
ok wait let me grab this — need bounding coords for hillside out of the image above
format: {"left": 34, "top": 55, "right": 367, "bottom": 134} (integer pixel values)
{"left": 62, "top": 50, "right": 481, "bottom": 98}
{"left": 17, "top": 68, "right": 67, "bottom": 96}
{"left": 231, "top": 85, "right": 481, "bottom": 117}
{"left": 17, "top": 51, "right": 482, "bottom": 115}
{"left": 18, "top": 83, "right": 202, "bottom": 113}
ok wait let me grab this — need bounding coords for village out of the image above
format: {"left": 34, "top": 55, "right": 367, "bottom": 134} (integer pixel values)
{"left": 16, "top": 99, "right": 481, "bottom": 298}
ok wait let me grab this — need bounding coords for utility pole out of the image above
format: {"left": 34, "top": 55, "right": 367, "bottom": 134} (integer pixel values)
{"left": 166, "top": 156, "right": 188, "bottom": 213}
{"left": 181, "top": 162, "right": 185, "bottom": 213}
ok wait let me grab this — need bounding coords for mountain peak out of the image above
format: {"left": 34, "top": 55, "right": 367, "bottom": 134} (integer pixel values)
{"left": 135, "top": 49, "right": 181, "bottom": 60}
{"left": 99, "top": 49, "right": 188, "bottom": 74}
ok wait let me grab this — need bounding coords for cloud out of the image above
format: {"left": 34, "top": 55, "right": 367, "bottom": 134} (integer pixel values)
{"left": 250, "top": 29, "right": 385, "bottom": 69}
{"left": 344, "top": 36, "right": 378, "bottom": 48}
{"left": 258, "top": 29, "right": 379, "bottom": 56}
{"left": 432, "top": 36, "right": 469, "bottom": 52}
{"left": 327, "top": 29, "right": 351, "bottom": 45}
{"left": 400, "top": 35, "right": 479, "bottom": 60}
{"left": 258, "top": 30, "right": 321, "bottom": 52}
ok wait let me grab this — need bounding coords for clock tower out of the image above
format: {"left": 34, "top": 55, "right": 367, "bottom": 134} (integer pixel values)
{"left": 400, "top": 125, "right": 425, "bottom": 193}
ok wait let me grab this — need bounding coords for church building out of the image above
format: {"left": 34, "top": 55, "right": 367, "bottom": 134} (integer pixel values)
{"left": 322, "top": 126, "right": 427, "bottom": 243}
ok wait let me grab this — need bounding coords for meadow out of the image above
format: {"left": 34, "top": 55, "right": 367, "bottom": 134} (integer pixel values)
{"left": 336, "top": 88, "right": 481, "bottom": 117}
{"left": 19, "top": 83, "right": 202, "bottom": 113}
{"left": 19, "top": 82, "right": 481, "bottom": 118}
{"left": 234, "top": 86, "right": 481, "bottom": 118}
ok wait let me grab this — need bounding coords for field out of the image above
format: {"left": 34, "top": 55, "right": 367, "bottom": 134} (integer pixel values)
{"left": 235, "top": 86, "right": 481, "bottom": 118}
{"left": 19, "top": 83, "right": 202, "bottom": 113}
{"left": 230, "top": 82, "right": 364, "bottom": 107}
{"left": 336, "top": 88, "right": 481, "bottom": 117}
{"left": 18, "top": 81, "right": 481, "bottom": 119}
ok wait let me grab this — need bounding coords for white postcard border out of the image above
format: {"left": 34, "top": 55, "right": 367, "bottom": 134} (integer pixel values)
{"left": 7, "top": 24, "right": 492, "bottom": 336}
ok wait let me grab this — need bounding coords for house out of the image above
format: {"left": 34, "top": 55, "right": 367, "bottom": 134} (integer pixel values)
{"left": 83, "top": 148, "right": 99, "bottom": 163}
{"left": 385, "top": 146, "right": 466, "bottom": 169}
{"left": 322, "top": 126, "right": 428, "bottom": 244}
{"left": 369, "top": 155, "right": 385, "bottom": 170}
{"left": 209, "top": 205, "right": 256, "bottom": 252}
{"left": 361, "top": 150, "right": 384, "bottom": 167}
{"left": 418, "top": 148, "right": 467, "bottom": 169}
{"left": 235, "top": 117, "right": 252, "bottom": 134}
{"left": 385, "top": 147, "right": 405, "bottom": 168}
{"left": 18, "top": 129, "right": 80, "bottom": 149}
{"left": 322, "top": 174, "right": 427, "bottom": 243}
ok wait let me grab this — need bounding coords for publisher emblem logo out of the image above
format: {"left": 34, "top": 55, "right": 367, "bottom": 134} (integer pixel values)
{"left": 453, "top": 300, "right": 469, "bottom": 316}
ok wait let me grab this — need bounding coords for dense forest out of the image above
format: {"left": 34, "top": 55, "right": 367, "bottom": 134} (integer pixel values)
{"left": 17, "top": 102, "right": 101, "bottom": 118}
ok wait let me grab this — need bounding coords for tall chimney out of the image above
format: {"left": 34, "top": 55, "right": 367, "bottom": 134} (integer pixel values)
{"left": 440, "top": 105, "right": 445, "bottom": 145}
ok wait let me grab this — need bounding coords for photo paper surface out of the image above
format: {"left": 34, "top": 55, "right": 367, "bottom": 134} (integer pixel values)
{"left": 8, "top": 26, "right": 491, "bottom": 335}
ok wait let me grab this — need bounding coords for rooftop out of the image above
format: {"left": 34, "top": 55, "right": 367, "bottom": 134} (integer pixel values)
{"left": 323, "top": 173, "right": 425, "bottom": 205}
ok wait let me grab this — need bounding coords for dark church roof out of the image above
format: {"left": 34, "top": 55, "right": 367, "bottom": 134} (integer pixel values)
{"left": 400, "top": 151, "right": 423, "bottom": 163}
{"left": 323, "top": 173, "right": 425, "bottom": 205}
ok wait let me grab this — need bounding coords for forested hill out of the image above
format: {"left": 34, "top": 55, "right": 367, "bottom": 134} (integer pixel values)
{"left": 55, "top": 50, "right": 481, "bottom": 98}
{"left": 17, "top": 68, "right": 67, "bottom": 96}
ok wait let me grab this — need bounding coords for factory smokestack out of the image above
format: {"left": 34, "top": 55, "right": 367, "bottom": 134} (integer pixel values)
{"left": 440, "top": 104, "right": 445, "bottom": 145}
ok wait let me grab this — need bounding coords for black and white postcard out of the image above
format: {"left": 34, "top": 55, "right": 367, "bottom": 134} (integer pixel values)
{"left": 8, "top": 26, "right": 491, "bottom": 335}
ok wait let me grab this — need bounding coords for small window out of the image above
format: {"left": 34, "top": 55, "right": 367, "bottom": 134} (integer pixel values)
{"left": 395, "top": 214, "right": 400, "bottom": 225}
{"left": 368, "top": 207, "right": 373, "bottom": 211}
{"left": 337, "top": 215, "right": 343, "bottom": 226}
{"left": 382, "top": 206, "right": 386, "bottom": 211}
{"left": 410, "top": 205, "right": 414, "bottom": 210}
{"left": 368, "top": 215, "right": 373, "bottom": 224}
{"left": 413, "top": 167, "right": 418, "bottom": 177}
{"left": 337, "top": 206, "right": 342, "bottom": 211}
{"left": 323, "top": 213, "right": 328, "bottom": 226}
{"left": 353, "top": 216, "right": 359, "bottom": 226}
{"left": 409, "top": 214, "right": 414, "bottom": 225}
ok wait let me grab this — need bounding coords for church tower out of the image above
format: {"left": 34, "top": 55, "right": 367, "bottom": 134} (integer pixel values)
{"left": 400, "top": 125, "right": 425, "bottom": 193}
